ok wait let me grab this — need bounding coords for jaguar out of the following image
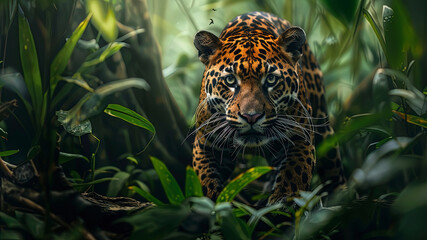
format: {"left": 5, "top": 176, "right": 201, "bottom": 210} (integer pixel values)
{"left": 192, "top": 11, "right": 345, "bottom": 204}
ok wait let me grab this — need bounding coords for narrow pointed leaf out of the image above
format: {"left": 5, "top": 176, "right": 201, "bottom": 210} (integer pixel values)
{"left": 217, "top": 166, "right": 273, "bottom": 203}
{"left": 50, "top": 14, "right": 92, "bottom": 93}
{"left": 87, "top": 0, "right": 118, "bottom": 42}
{"left": 18, "top": 10, "right": 43, "bottom": 121}
{"left": 77, "top": 42, "right": 128, "bottom": 74}
{"left": 363, "top": 9, "right": 387, "bottom": 56}
{"left": 185, "top": 166, "right": 203, "bottom": 197}
{"left": 130, "top": 186, "right": 164, "bottom": 206}
{"left": 0, "top": 149, "right": 19, "bottom": 157}
{"left": 58, "top": 152, "right": 89, "bottom": 164}
{"left": 393, "top": 110, "right": 427, "bottom": 128}
{"left": 150, "top": 156, "right": 185, "bottom": 205}
{"left": 104, "top": 104, "right": 155, "bottom": 133}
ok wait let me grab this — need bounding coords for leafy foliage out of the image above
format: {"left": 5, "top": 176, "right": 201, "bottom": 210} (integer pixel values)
{"left": 0, "top": 0, "right": 426, "bottom": 239}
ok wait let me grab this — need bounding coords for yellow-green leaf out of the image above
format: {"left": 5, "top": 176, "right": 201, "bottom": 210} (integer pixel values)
{"left": 185, "top": 166, "right": 203, "bottom": 197}
{"left": 18, "top": 11, "right": 43, "bottom": 124}
{"left": 50, "top": 14, "right": 92, "bottom": 93}
{"left": 150, "top": 156, "right": 185, "bottom": 205}
{"left": 104, "top": 104, "right": 155, "bottom": 133}
{"left": 130, "top": 186, "right": 164, "bottom": 206}
{"left": 393, "top": 110, "right": 427, "bottom": 128}
{"left": 217, "top": 166, "right": 273, "bottom": 203}
{"left": 87, "top": 0, "right": 118, "bottom": 42}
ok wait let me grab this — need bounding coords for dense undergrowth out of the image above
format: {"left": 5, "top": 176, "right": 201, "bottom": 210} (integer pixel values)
{"left": 0, "top": 0, "right": 426, "bottom": 239}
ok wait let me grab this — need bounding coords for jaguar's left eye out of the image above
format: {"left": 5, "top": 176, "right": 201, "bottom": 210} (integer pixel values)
{"left": 265, "top": 74, "right": 279, "bottom": 87}
{"left": 223, "top": 75, "right": 237, "bottom": 88}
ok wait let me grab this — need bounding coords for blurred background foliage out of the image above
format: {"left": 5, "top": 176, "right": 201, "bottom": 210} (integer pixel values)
{"left": 0, "top": 0, "right": 426, "bottom": 239}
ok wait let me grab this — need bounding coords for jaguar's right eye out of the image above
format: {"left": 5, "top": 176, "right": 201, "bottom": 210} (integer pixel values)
{"left": 223, "top": 75, "right": 237, "bottom": 88}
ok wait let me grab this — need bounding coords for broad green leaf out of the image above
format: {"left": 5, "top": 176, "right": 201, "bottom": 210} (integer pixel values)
{"left": 216, "top": 202, "right": 250, "bottom": 240}
{"left": 62, "top": 78, "right": 149, "bottom": 128}
{"left": 18, "top": 10, "right": 43, "bottom": 125}
{"left": 104, "top": 104, "right": 155, "bottom": 133}
{"left": 393, "top": 110, "right": 427, "bottom": 128}
{"left": 107, "top": 171, "right": 130, "bottom": 197}
{"left": 150, "top": 156, "right": 185, "bottom": 205}
{"left": 86, "top": 0, "right": 118, "bottom": 42}
{"left": 0, "top": 212, "right": 24, "bottom": 229}
{"left": 217, "top": 166, "right": 273, "bottom": 203}
{"left": 58, "top": 152, "right": 89, "bottom": 164}
{"left": 389, "top": 89, "right": 427, "bottom": 116}
{"left": 56, "top": 110, "right": 92, "bottom": 136}
{"left": 394, "top": 183, "right": 427, "bottom": 213}
{"left": 130, "top": 185, "right": 164, "bottom": 206}
{"left": 121, "top": 203, "right": 191, "bottom": 240}
{"left": 77, "top": 42, "right": 128, "bottom": 74}
{"left": 50, "top": 14, "right": 92, "bottom": 93}
{"left": 0, "top": 149, "right": 19, "bottom": 157}
{"left": 185, "top": 166, "right": 203, "bottom": 197}
{"left": 0, "top": 73, "right": 33, "bottom": 116}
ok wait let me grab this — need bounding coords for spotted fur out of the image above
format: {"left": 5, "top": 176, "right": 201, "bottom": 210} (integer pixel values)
{"left": 192, "top": 12, "right": 345, "bottom": 204}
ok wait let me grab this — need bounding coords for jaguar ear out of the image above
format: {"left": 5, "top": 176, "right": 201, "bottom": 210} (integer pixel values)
{"left": 277, "top": 27, "right": 306, "bottom": 63}
{"left": 194, "top": 31, "right": 221, "bottom": 65}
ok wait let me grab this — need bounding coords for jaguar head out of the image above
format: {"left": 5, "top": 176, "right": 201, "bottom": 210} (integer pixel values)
{"left": 194, "top": 27, "right": 306, "bottom": 147}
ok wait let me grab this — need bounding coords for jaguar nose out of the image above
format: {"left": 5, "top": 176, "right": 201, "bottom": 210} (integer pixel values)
{"left": 241, "top": 112, "right": 264, "bottom": 124}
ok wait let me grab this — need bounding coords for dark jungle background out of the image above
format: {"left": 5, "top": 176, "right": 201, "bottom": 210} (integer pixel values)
{"left": 0, "top": 0, "right": 426, "bottom": 239}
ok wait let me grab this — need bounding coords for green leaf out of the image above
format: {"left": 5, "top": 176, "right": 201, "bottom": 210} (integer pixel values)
{"left": 317, "top": 113, "right": 386, "bottom": 157}
{"left": 0, "top": 73, "right": 33, "bottom": 116}
{"left": 56, "top": 110, "right": 92, "bottom": 136}
{"left": 18, "top": 9, "right": 43, "bottom": 125}
{"left": 50, "top": 14, "right": 92, "bottom": 93}
{"left": 130, "top": 185, "right": 164, "bottom": 206}
{"left": 107, "top": 171, "right": 130, "bottom": 197}
{"left": 216, "top": 202, "right": 250, "bottom": 240}
{"left": 0, "top": 149, "right": 19, "bottom": 157}
{"left": 77, "top": 42, "right": 128, "bottom": 74}
{"left": 185, "top": 166, "right": 203, "bottom": 198}
{"left": 216, "top": 166, "right": 273, "bottom": 203}
{"left": 58, "top": 152, "right": 89, "bottom": 164}
{"left": 126, "top": 156, "right": 139, "bottom": 165}
{"left": 150, "top": 156, "right": 185, "bottom": 205}
{"left": 61, "top": 78, "right": 149, "bottom": 128}
{"left": 394, "top": 183, "right": 427, "bottom": 213}
{"left": 61, "top": 76, "right": 94, "bottom": 92}
{"left": 94, "top": 166, "right": 121, "bottom": 177}
{"left": 104, "top": 104, "right": 155, "bottom": 133}
{"left": 0, "top": 212, "right": 24, "bottom": 229}
{"left": 363, "top": 9, "right": 387, "bottom": 57}
{"left": 120, "top": 203, "right": 191, "bottom": 240}
{"left": 321, "top": 0, "right": 359, "bottom": 26}
{"left": 393, "top": 110, "right": 427, "bottom": 128}
{"left": 86, "top": 0, "right": 118, "bottom": 42}
{"left": 70, "top": 177, "right": 118, "bottom": 187}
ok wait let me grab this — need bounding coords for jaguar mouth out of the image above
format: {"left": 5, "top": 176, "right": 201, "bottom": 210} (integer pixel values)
{"left": 235, "top": 129, "right": 268, "bottom": 147}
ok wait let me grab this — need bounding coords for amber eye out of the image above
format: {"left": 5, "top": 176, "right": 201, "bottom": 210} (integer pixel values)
{"left": 223, "top": 75, "right": 237, "bottom": 88}
{"left": 265, "top": 74, "right": 279, "bottom": 87}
